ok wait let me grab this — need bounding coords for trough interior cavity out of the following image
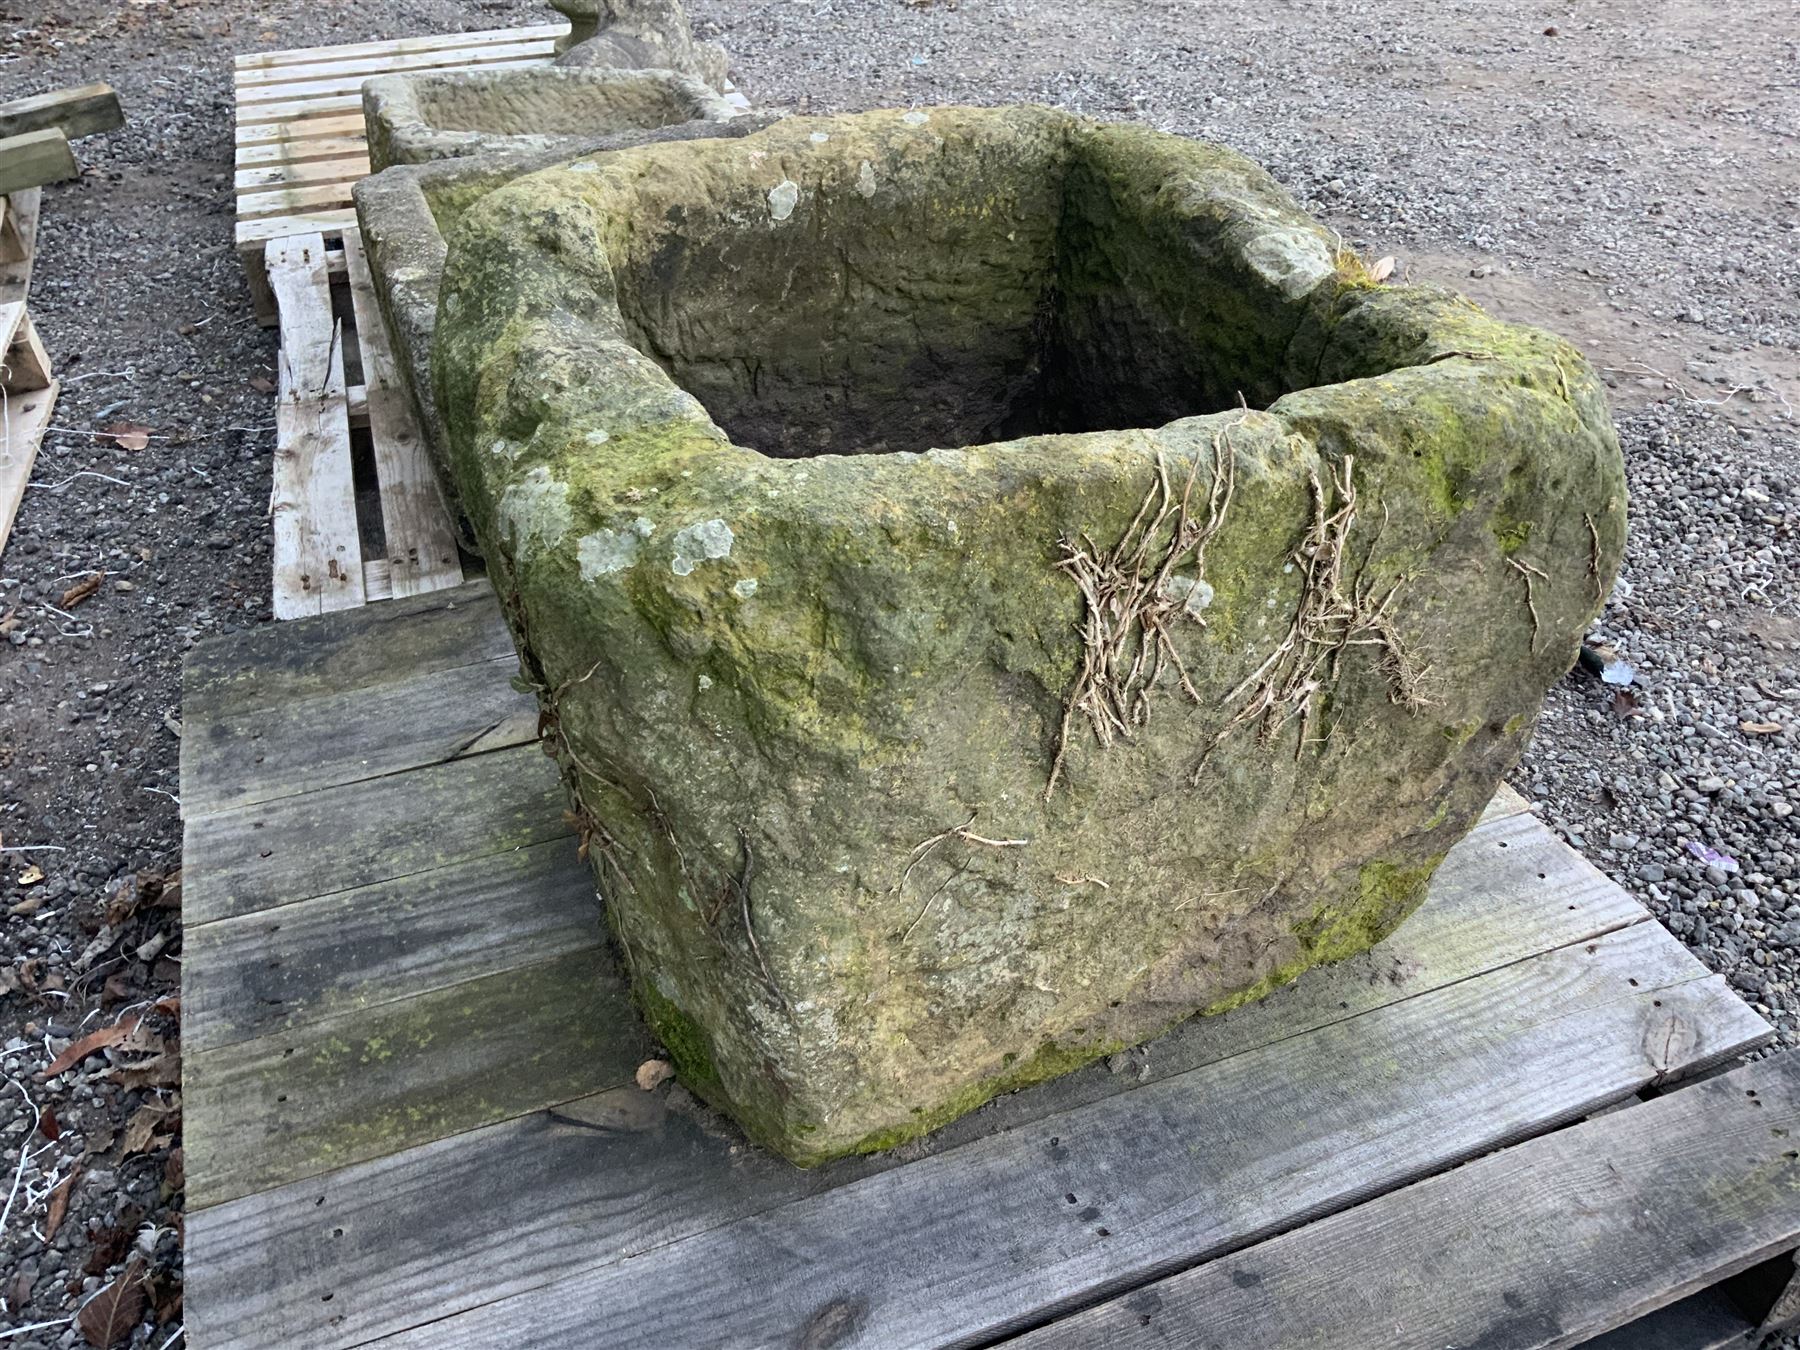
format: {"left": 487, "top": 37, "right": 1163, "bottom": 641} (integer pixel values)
{"left": 604, "top": 126, "right": 1323, "bottom": 458}
{"left": 415, "top": 74, "right": 709, "bottom": 138}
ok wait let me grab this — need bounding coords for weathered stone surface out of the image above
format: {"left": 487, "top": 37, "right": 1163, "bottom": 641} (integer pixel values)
{"left": 361, "top": 66, "right": 736, "bottom": 174}
{"left": 353, "top": 113, "right": 778, "bottom": 536}
{"left": 550, "top": 0, "right": 729, "bottom": 93}
{"left": 431, "top": 107, "right": 1627, "bottom": 1165}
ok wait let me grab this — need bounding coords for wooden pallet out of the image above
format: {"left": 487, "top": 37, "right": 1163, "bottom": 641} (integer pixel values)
{"left": 264, "top": 229, "right": 464, "bottom": 618}
{"left": 234, "top": 23, "right": 752, "bottom": 323}
{"left": 175, "top": 584, "right": 1800, "bottom": 1349}
{"left": 0, "top": 190, "right": 57, "bottom": 563}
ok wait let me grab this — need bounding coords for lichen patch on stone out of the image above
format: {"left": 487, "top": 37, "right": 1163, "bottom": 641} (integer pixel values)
{"left": 733, "top": 577, "right": 759, "bottom": 598}
{"left": 856, "top": 160, "right": 878, "bottom": 198}
{"left": 578, "top": 527, "right": 643, "bottom": 578}
{"left": 768, "top": 179, "right": 800, "bottom": 222}
{"left": 496, "top": 466, "right": 572, "bottom": 562}
{"left": 670, "top": 518, "right": 736, "bottom": 575}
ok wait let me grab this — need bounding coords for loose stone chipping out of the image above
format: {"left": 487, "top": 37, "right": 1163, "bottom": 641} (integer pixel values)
{"left": 430, "top": 106, "right": 1627, "bottom": 1166}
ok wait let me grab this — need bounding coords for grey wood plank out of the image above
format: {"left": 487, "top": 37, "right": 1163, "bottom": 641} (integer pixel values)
{"left": 179, "top": 650, "right": 536, "bottom": 815}
{"left": 1011, "top": 1051, "right": 1800, "bottom": 1350}
{"left": 368, "top": 939, "right": 1769, "bottom": 1350}
{"left": 184, "top": 918, "right": 1765, "bottom": 1350}
{"left": 183, "top": 835, "right": 599, "bottom": 1052}
{"left": 181, "top": 740, "right": 571, "bottom": 924}
{"left": 180, "top": 581, "right": 507, "bottom": 730}
{"left": 185, "top": 946, "right": 648, "bottom": 1209}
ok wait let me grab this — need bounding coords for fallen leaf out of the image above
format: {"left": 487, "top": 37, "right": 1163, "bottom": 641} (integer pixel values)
{"left": 635, "top": 1058, "right": 675, "bottom": 1091}
{"left": 1610, "top": 689, "right": 1643, "bottom": 718}
{"left": 83, "top": 1226, "right": 132, "bottom": 1277}
{"left": 1368, "top": 255, "right": 1397, "bottom": 282}
{"left": 1741, "top": 720, "right": 1783, "bottom": 735}
{"left": 103, "top": 423, "right": 152, "bottom": 453}
{"left": 248, "top": 374, "right": 276, "bottom": 394}
{"left": 44, "top": 1168, "right": 80, "bottom": 1241}
{"left": 38, "top": 1105, "right": 60, "bottom": 1141}
{"left": 17, "top": 864, "right": 43, "bottom": 886}
{"left": 120, "top": 1102, "right": 177, "bottom": 1158}
{"left": 77, "top": 1260, "right": 145, "bottom": 1349}
{"left": 9, "top": 894, "right": 46, "bottom": 916}
{"left": 162, "top": 1148, "right": 184, "bottom": 1196}
{"left": 105, "top": 1050, "right": 180, "bottom": 1091}
{"left": 41, "top": 1012, "right": 143, "bottom": 1079}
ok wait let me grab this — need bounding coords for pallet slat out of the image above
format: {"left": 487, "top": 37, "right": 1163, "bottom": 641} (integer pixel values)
{"left": 341, "top": 232, "right": 464, "bottom": 598}
{"left": 235, "top": 38, "right": 556, "bottom": 95}
{"left": 267, "top": 233, "right": 365, "bottom": 618}
{"left": 236, "top": 112, "right": 367, "bottom": 148}
{"left": 1012, "top": 1052, "right": 1800, "bottom": 1350}
{"left": 232, "top": 23, "right": 566, "bottom": 72}
{"left": 235, "top": 156, "right": 372, "bottom": 194}
{"left": 303, "top": 937, "right": 1770, "bottom": 1350}
{"left": 0, "top": 380, "right": 55, "bottom": 560}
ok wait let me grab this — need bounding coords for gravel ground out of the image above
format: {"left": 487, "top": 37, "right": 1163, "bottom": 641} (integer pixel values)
{"left": 0, "top": 1, "right": 1795, "bottom": 1345}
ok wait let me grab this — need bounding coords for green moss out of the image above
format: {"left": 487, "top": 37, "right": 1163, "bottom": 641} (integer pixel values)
{"left": 1492, "top": 515, "right": 1533, "bottom": 556}
{"left": 836, "top": 1033, "right": 1126, "bottom": 1160}
{"left": 635, "top": 980, "right": 722, "bottom": 1097}
{"left": 1309, "top": 855, "right": 1445, "bottom": 964}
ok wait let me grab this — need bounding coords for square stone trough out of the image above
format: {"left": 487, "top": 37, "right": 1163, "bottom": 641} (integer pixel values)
{"left": 424, "top": 106, "right": 1627, "bottom": 1165}
{"left": 361, "top": 66, "right": 738, "bottom": 174}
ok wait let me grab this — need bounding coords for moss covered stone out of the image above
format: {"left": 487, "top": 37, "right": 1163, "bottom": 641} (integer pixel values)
{"left": 430, "top": 107, "right": 1626, "bottom": 1166}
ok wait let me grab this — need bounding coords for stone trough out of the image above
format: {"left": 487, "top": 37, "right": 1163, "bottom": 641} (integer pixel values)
{"left": 361, "top": 66, "right": 737, "bottom": 173}
{"left": 392, "top": 105, "right": 1624, "bottom": 1164}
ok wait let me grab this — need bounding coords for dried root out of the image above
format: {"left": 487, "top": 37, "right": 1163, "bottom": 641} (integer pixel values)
{"left": 896, "top": 810, "right": 1031, "bottom": 943}
{"left": 1046, "top": 423, "right": 1240, "bottom": 799}
{"left": 1197, "top": 454, "right": 1433, "bottom": 778}
{"left": 1508, "top": 556, "right": 1549, "bottom": 655}
{"left": 1584, "top": 512, "right": 1604, "bottom": 604}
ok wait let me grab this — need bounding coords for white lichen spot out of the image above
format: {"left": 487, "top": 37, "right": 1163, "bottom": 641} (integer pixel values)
{"left": 670, "top": 518, "right": 735, "bottom": 576}
{"left": 1159, "top": 574, "right": 1215, "bottom": 619}
{"left": 578, "top": 527, "right": 641, "bottom": 579}
{"left": 768, "top": 179, "right": 800, "bottom": 222}
{"left": 698, "top": 674, "right": 714, "bottom": 691}
{"left": 497, "top": 466, "right": 572, "bottom": 562}
{"left": 733, "top": 577, "right": 759, "bottom": 598}
{"left": 567, "top": 160, "right": 599, "bottom": 174}
{"left": 856, "top": 160, "right": 878, "bottom": 198}
{"left": 633, "top": 516, "right": 656, "bottom": 537}
{"left": 809, "top": 131, "right": 830, "bottom": 143}
{"left": 585, "top": 428, "right": 610, "bottom": 445}
{"left": 902, "top": 110, "right": 930, "bottom": 126}
{"left": 444, "top": 290, "right": 461, "bottom": 315}
{"left": 490, "top": 438, "right": 515, "bottom": 460}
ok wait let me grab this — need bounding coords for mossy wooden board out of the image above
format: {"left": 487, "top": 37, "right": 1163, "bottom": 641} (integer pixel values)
{"left": 178, "top": 576, "right": 1780, "bottom": 1350}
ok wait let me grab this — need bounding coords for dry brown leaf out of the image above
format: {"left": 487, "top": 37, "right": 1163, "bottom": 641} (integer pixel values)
{"left": 1369, "top": 255, "right": 1397, "bottom": 282}
{"left": 41, "top": 1012, "right": 143, "bottom": 1079}
{"left": 103, "top": 423, "right": 152, "bottom": 453}
{"left": 60, "top": 573, "right": 104, "bottom": 608}
{"left": 248, "top": 374, "right": 276, "bottom": 394}
{"left": 162, "top": 1147, "right": 184, "bottom": 1196}
{"left": 44, "top": 1168, "right": 80, "bottom": 1241}
{"left": 17, "top": 864, "right": 43, "bottom": 886}
{"left": 634, "top": 1058, "right": 675, "bottom": 1091}
{"left": 120, "top": 1102, "right": 177, "bottom": 1158}
{"left": 77, "top": 1260, "right": 145, "bottom": 1349}
{"left": 106, "top": 1050, "right": 180, "bottom": 1091}
{"left": 1741, "top": 720, "right": 1784, "bottom": 735}
{"left": 38, "top": 1105, "right": 60, "bottom": 1141}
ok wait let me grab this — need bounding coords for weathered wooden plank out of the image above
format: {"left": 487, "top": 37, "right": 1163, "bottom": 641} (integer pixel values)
{"left": 2, "top": 308, "right": 51, "bottom": 391}
{"left": 181, "top": 740, "right": 570, "bottom": 925}
{"left": 0, "top": 380, "right": 54, "bottom": 562}
{"left": 235, "top": 155, "right": 372, "bottom": 194}
{"left": 181, "top": 581, "right": 507, "bottom": 729}
{"left": 183, "top": 835, "right": 597, "bottom": 1051}
{"left": 307, "top": 937, "right": 1769, "bottom": 1350}
{"left": 341, "top": 231, "right": 464, "bottom": 597}
{"left": 236, "top": 136, "right": 368, "bottom": 171}
{"left": 186, "top": 946, "right": 647, "bottom": 1209}
{"left": 182, "top": 907, "right": 1738, "bottom": 1349}
{"left": 0, "top": 188, "right": 39, "bottom": 304}
{"left": 236, "top": 113, "right": 367, "bottom": 148}
{"left": 267, "top": 232, "right": 365, "bottom": 619}
{"left": 238, "top": 179, "right": 356, "bottom": 221}
{"left": 233, "top": 23, "right": 566, "bottom": 72}
{"left": 0, "top": 83, "right": 123, "bottom": 142}
{"left": 1012, "top": 1051, "right": 1800, "bottom": 1350}
{"left": 236, "top": 208, "right": 358, "bottom": 249}
{"left": 237, "top": 63, "right": 540, "bottom": 127}
{"left": 235, "top": 39, "right": 554, "bottom": 95}
{"left": 181, "top": 651, "right": 535, "bottom": 815}
{"left": 0, "top": 127, "right": 77, "bottom": 195}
